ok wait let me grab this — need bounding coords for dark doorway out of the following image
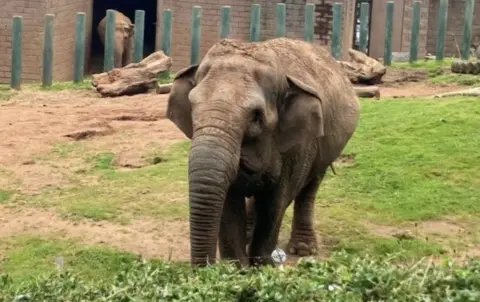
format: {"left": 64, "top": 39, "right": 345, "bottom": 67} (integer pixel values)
{"left": 352, "top": 0, "right": 372, "bottom": 55}
{"left": 89, "top": 0, "right": 157, "bottom": 74}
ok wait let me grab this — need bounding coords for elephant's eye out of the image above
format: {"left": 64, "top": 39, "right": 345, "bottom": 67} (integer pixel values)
{"left": 251, "top": 109, "right": 263, "bottom": 124}
{"left": 246, "top": 109, "right": 263, "bottom": 139}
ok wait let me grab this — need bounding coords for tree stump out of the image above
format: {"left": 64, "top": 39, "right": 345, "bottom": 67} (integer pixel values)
{"left": 338, "top": 49, "right": 387, "bottom": 85}
{"left": 91, "top": 51, "right": 172, "bottom": 97}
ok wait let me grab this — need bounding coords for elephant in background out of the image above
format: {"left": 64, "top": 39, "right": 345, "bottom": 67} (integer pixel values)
{"left": 166, "top": 37, "right": 361, "bottom": 267}
{"left": 97, "top": 10, "right": 135, "bottom": 68}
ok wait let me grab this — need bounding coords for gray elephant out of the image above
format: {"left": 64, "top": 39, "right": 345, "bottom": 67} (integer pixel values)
{"left": 166, "top": 37, "right": 361, "bottom": 267}
{"left": 97, "top": 10, "right": 135, "bottom": 68}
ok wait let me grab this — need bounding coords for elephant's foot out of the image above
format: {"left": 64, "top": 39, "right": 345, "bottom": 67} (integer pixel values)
{"left": 287, "top": 231, "right": 318, "bottom": 256}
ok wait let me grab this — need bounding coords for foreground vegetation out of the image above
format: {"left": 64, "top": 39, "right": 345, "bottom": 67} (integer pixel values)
{"left": 1, "top": 251, "right": 479, "bottom": 301}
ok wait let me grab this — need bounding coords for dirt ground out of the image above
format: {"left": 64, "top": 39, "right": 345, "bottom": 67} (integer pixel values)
{"left": 0, "top": 73, "right": 473, "bottom": 264}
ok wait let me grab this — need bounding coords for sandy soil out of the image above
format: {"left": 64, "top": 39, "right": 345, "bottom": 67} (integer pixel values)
{"left": 0, "top": 79, "right": 473, "bottom": 264}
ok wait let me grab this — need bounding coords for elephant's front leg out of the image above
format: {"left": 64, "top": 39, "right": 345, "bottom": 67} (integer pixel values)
{"left": 248, "top": 186, "right": 290, "bottom": 266}
{"left": 219, "top": 189, "right": 248, "bottom": 266}
{"left": 114, "top": 50, "right": 123, "bottom": 68}
{"left": 245, "top": 196, "right": 256, "bottom": 249}
{"left": 287, "top": 172, "right": 325, "bottom": 256}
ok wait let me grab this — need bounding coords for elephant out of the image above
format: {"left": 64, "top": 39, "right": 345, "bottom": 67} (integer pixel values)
{"left": 166, "top": 37, "right": 361, "bottom": 268}
{"left": 97, "top": 10, "right": 135, "bottom": 68}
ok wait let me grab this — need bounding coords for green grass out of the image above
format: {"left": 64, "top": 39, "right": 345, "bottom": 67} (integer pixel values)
{"left": 3, "top": 96, "right": 476, "bottom": 254}
{"left": 390, "top": 58, "right": 480, "bottom": 86}
{"left": 0, "top": 236, "right": 138, "bottom": 284}
{"left": 1, "top": 96, "right": 479, "bottom": 294}
{"left": 22, "top": 141, "right": 190, "bottom": 222}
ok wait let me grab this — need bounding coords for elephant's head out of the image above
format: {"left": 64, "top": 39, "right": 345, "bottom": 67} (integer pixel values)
{"left": 166, "top": 41, "right": 325, "bottom": 267}
{"left": 115, "top": 22, "right": 135, "bottom": 46}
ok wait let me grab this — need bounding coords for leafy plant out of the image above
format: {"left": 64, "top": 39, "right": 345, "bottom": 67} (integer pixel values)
{"left": 1, "top": 251, "right": 479, "bottom": 301}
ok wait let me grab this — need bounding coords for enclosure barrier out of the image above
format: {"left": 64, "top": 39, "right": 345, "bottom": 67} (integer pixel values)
{"left": 7, "top": 0, "right": 477, "bottom": 90}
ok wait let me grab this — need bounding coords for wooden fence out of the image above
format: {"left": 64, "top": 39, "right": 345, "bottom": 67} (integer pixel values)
{"left": 8, "top": 0, "right": 477, "bottom": 90}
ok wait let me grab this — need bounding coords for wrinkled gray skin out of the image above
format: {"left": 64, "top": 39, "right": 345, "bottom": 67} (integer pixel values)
{"left": 166, "top": 38, "right": 360, "bottom": 268}
{"left": 97, "top": 10, "right": 135, "bottom": 68}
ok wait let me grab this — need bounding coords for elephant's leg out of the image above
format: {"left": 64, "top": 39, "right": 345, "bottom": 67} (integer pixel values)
{"left": 248, "top": 186, "right": 290, "bottom": 266}
{"left": 245, "top": 196, "right": 256, "bottom": 249}
{"left": 287, "top": 170, "right": 326, "bottom": 256}
{"left": 123, "top": 37, "right": 134, "bottom": 66}
{"left": 114, "top": 50, "right": 123, "bottom": 68}
{"left": 219, "top": 189, "right": 248, "bottom": 266}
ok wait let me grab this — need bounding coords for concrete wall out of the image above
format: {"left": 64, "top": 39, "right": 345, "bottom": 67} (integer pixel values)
{"left": 0, "top": 0, "right": 92, "bottom": 84}
{"left": 427, "top": 0, "right": 480, "bottom": 57}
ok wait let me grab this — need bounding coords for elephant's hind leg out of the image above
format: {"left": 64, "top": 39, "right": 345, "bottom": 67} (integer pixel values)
{"left": 287, "top": 170, "right": 326, "bottom": 256}
{"left": 219, "top": 190, "right": 248, "bottom": 266}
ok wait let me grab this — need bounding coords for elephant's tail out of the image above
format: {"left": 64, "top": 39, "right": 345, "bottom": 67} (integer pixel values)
{"left": 329, "top": 164, "right": 337, "bottom": 175}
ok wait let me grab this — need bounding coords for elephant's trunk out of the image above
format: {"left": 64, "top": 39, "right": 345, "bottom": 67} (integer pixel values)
{"left": 188, "top": 120, "right": 242, "bottom": 267}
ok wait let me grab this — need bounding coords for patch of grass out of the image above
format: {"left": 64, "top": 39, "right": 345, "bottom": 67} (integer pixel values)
{"left": 0, "top": 191, "right": 11, "bottom": 204}
{"left": 391, "top": 58, "right": 480, "bottom": 86}
{"left": 317, "top": 96, "right": 480, "bottom": 224}
{"left": 158, "top": 71, "right": 174, "bottom": 84}
{"left": 0, "top": 85, "right": 16, "bottom": 101}
{"left": 38, "top": 80, "right": 93, "bottom": 91}
{"left": 391, "top": 57, "right": 457, "bottom": 70}
{"left": 24, "top": 141, "right": 190, "bottom": 222}
{"left": 1, "top": 251, "right": 479, "bottom": 301}
{"left": 0, "top": 236, "right": 138, "bottom": 285}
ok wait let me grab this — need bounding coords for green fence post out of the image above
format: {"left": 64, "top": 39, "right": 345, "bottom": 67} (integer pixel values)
{"left": 276, "top": 3, "right": 286, "bottom": 37}
{"left": 461, "top": 0, "right": 474, "bottom": 60}
{"left": 249, "top": 4, "right": 261, "bottom": 42}
{"left": 11, "top": 16, "right": 23, "bottom": 90}
{"left": 384, "top": 2, "right": 394, "bottom": 66}
{"left": 73, "top": 12, "right": 86, "bottom": 83}
{"left": 133, "top": 10, "right": 145, "bottom": 63}
{"left": 409, "top": 1, "right": 421, "bottom": 63}
{"left": 103, "top": 9, "right": 116, "bottom": 72}
{"left": 436, "top": 0, "right": 448, "bottom": 61}
{"left": 304, "top": 3, "right": 314, "bottom": 42}
{"left": 220, "top": 6, "right": 231, "bottom": 39}
{"left": 331, "top": 3, "right": 343, "bottom": 59}
{"left": 359, "top": 2, "right": 369, "bottom": 53}
{"left": 161, "top": 9, "right": 173, "bottom": 56}
{"left": 191, "top": 6, "right": 202, "bottom": 65}
{"left": 42, "top": 14, "right": 54, "bottom": 88}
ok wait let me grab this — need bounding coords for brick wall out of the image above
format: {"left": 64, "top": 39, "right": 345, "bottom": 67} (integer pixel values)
{"left": 157, "top": 0, "right": 336, "bottom": 72}
{"left": 400, "top": 0, "right": 430, "bottom": 55}
{"left": 0, "top": 0, "right": 48, "bottom": 83}
{"left": 314, "top": 0, "right": 334, "bottom": 45}
{"left": 0, "top": 0, "right": 91, "bottom": 84}
{"left": 47, "top": 0, "right": 92, "bottom": 81}
{"left": 427, "top": 0, "right": 480, "bottom": 57}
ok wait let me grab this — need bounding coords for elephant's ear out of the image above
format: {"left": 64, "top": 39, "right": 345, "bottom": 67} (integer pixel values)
{"left": 166, "top": 64, "right": 199, "bottom": 139}
{"left": 275, "top": 75, "right": 325, "bottom": 152}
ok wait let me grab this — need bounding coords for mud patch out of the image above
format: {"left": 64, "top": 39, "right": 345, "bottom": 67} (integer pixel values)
{"left": 0, "top": 205, "right": 191, "bottom": 261}
{"left": 110, "top": 114, "right": 161, "bottom": 122}
{"left": 382, "top": 69, "right": 429, "bottom": 85}
{"left": 363, "top": 220, "right": 466, "bottom": 240}
{"left": 334, "top": 153, "right": 356, "bottom": 168}
{"left": 363, "top": 219, "right": 480, "bottom": 257}
{"left": 0, "top": 90, "right": 186, "bottom": 193}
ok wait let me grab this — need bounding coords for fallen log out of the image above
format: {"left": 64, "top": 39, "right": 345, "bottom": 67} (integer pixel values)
{"left": 91, "top": 51, "right": 172, "bottom": 97}
{"left": 432, "top": 87, "right": 480, "bottom": 98}
{"left": 156, "top": 83, "right": 172, "bottom": 94}
{"left": 354, "top": 85, "right": 380, "bottom": 99}
{"left": 338, "top": 48, "right": 387, "bottom": 85}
